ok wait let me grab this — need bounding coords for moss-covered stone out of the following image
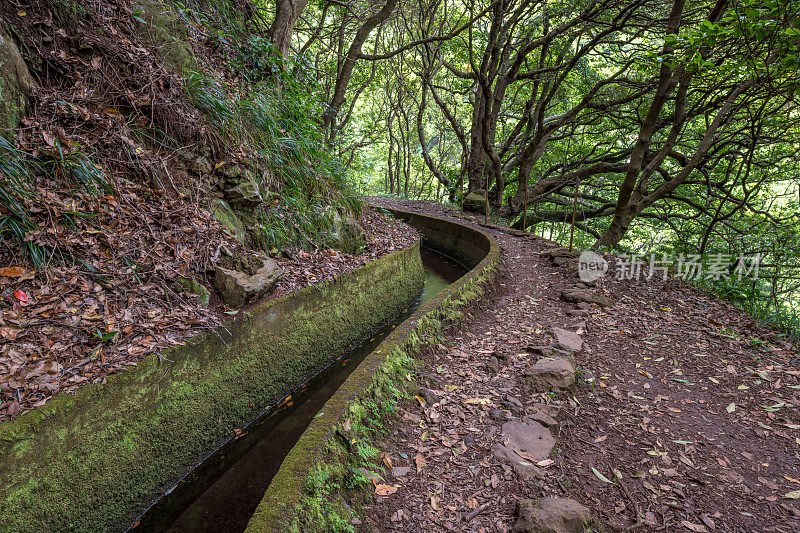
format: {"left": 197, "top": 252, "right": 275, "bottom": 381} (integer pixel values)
{"left": 174, "top": 276, "right": 210, "bottom": 307}
{"left": 225, "top": 178, "right": 263, "bottom": 209}
{"left": 210, "top": 198, "right": 248, "bottom": 244}
{"left": 463, "top": 189, "right": 487, "bottom": 213}
{"left": 132, "top": 1, "right": 197, "bottom": 73}
{"left": 0, "top": 19, "right": 35, "bottom": 139}
{"left": 330, "top": 213, "right": 367, "bottom": 254}
{"left": 0, "top": 241, "right": 424, "bottom": 532}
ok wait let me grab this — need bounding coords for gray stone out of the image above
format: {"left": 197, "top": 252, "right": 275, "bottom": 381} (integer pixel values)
{"left": 220, "top": 163, "right": 242, "bottom": 180}
{"left": 463, "top": 189, "right": 487, "bottom": 213}
{"left": 560, "top": 289, "right": 613, "bottom": 308}
{"left": 492, "top": 419, "right": 554, "bottom": 481}
{"left": 214, "top": 258, "right": 283, "bottom": 307}
{"left": 225, "top": 179, "right": 263, "bottom": 208}
{"left": 512, "top": 497, "right": 590, "bottom": 533}
{"left": 526, "top": 345, "right": 557, "bottom": 357}
{"left": 552, "top": 256, "right": 575, "bottom": 268}
{"left": 0, "top": 20, "right": 35, "bottom": 137}
{"left": 506, "top": 395, "right": 523, "bottom": 408}
{"left": 546, "top": 247, "right": 582, "bottom": 257}
{"left": 552, "top": 327, "right": 583, "bottom": 353}
{"left": 418, "top": 387, "right": 441, "bottom": 405}
{"left": 530, "top": 403, "right": 561, "bottom": 419}
{"left": 524, "top": 357, "right": 575, "bottom": 391}
{"left": 493, "top": 349, "right": 513, "bottom": 365}
{"left": 330, "top": 214, "right": 366, "bottom": 254}
{"left": 209, "top": 199, "right": 247, "bottom": 244}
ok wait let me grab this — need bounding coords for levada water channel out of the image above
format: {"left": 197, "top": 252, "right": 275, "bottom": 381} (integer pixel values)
{"left": 132, "top": 247, "right": 466, "bottom": 532}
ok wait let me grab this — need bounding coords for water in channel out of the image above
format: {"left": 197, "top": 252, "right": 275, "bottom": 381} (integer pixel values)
{"left": 133, "top": 248, "right": 466, "bottom": 533}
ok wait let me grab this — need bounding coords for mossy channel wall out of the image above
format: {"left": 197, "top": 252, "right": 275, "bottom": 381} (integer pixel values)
{"left": 246, "top": 208, "right": 501, "bottom": 532}
{"left": 0, "top": 243, "right": 424, "bottom": 532}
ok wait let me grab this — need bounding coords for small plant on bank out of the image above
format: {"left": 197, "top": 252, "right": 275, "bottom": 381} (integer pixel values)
{"left": 575, "top": 365, "right": 595, "bottom": 394}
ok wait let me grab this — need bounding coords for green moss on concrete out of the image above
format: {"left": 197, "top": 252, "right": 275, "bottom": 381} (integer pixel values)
{"left": 245, "top": 210, "right": 502, "bottom": 532}
{"left": 0, "top": 242, "right": 424, "bottom": 532}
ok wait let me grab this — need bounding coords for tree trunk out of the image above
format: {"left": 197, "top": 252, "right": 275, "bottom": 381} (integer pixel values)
{"left": 323, "top": 0, "right": 399, "bottom": 140}
{"left": 269, "top": 0, "right": 310, "bottom": 61}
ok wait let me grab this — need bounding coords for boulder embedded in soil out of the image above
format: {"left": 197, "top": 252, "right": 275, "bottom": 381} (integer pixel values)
{"left": 560, "top": 289, "right": 613, "bottom": 308}
{"left": 545, "top": 247, "right": 582, "bottom": 259}
{"left": 512, "top": 497, "right": 591, "bottom": 533}
{"left": 491, "top": 419, "right": 555, "bottom": 480}
{"left": 214, "top": 258, "right": 283, "bottom": 307}
{"left": 552, "top": 256, "right": 576, "bottom": 267}
{"left": 530, "top": 403, "right": 562, "bottom": 419}
{"left": 526, "top": 345, "right": 557, "bottom": 357}
{"left": 0, "top": 20, "right": 36, "bottom": 137}
{"left": 523, "top": 357, "right": 575, "bottom": 391}
{"left": 528, "top": 410, "right": 558, "bottom": 428}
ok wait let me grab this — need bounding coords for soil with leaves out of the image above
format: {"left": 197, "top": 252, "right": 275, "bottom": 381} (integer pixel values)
{"left": 366, "top": 198, "right": 800, "bottom": 533}
{"left": 0, "top": 202, "right": 416, "bottom": 421}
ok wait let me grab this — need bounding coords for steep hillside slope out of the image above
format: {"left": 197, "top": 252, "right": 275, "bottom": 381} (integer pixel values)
{"left": 0, "top": 0, "right": 416, "bottom": 421}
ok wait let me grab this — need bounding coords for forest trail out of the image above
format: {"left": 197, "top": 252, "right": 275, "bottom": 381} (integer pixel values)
{"left": 366, "top": 198, "right": 800, "bottom": 533}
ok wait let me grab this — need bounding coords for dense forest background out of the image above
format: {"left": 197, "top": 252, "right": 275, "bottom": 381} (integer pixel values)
{"left": 263, "top": 0, "right": 800, "bottom": 338}
{"left": 1, "top": 0, "right": 799, "bottom": 338}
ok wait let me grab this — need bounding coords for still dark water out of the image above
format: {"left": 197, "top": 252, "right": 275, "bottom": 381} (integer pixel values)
{"left": 132, "top": 249, "right": 465, "bottom": 533}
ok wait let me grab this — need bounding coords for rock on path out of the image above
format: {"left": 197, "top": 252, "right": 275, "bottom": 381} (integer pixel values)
{"left": 551, "top": 327, "right": 583, "bottom": 353}
{"left": 524, "top": 357, "right": 576, "bottom": 392}
{"left": 491, "top": 419, "right": 555, "bottom": 480}
{"left": 512, "top": 497, "right": 591, "bottom": 533}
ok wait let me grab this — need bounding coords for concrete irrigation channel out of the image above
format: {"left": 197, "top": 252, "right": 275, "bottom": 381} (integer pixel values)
{"left": 0, "top": 209, "right": 500, "bottom": 533}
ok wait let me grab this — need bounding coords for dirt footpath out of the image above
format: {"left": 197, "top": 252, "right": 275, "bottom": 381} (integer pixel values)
{"left": 363, "top": 198, "right": 800, "bottom": 533}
